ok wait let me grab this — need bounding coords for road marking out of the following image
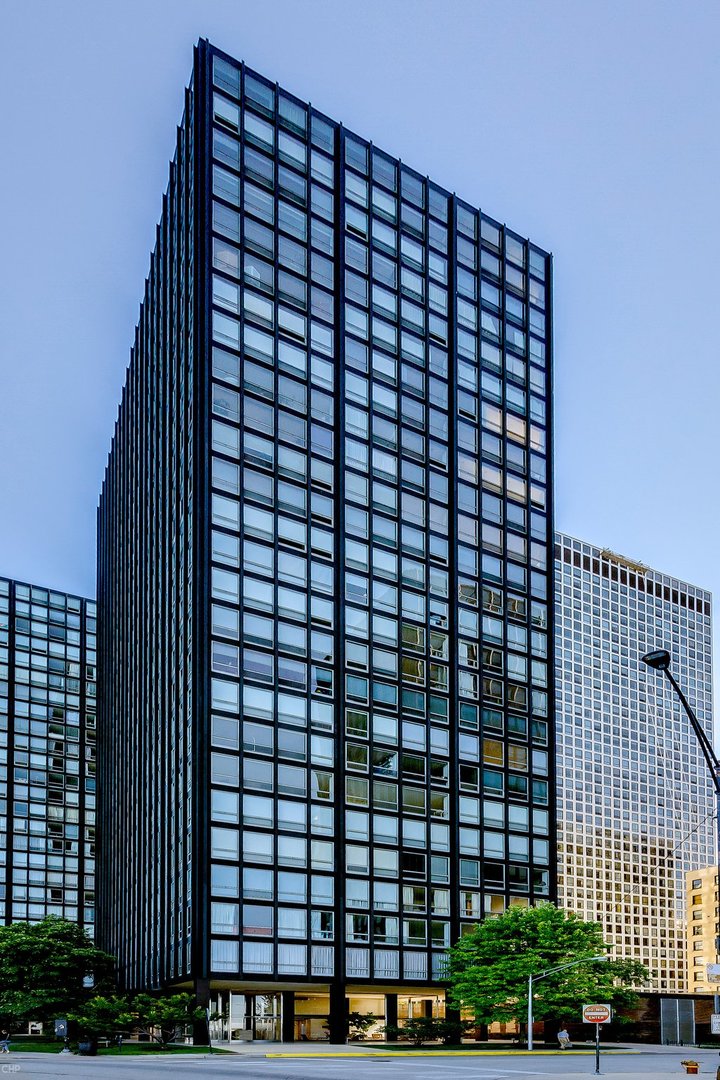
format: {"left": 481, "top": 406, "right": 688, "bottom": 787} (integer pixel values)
{"left": 267, "top": 1049, "right": 639, "bottom": 1058}
{"left": 260, "top": 1067, "right": 546, "bottom": 1077}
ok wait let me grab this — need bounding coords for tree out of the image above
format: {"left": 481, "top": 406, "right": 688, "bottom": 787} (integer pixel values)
{"left": 131, "top": 993, "right": 207, "bottom": 1048}
{"left": 0, "top": 917, "right": 115, "bottom": 1027}
{"left": 322, "top": 1010, "right": 376, "bottom": 1041}
{"left": 69, "top": 992, "right": 220, "bottom": 1048}
{"left": 385, "top": 1016, "right": 473, "bottom": 1046}
{"left": 347, "top": 1011, "right": 377, "bottom": 1040}
{"left": 446, "top": 904, "right": 648, "bottom": 1029}
{"left": 68, "top": 995, "right": 134, "bottom": 1040}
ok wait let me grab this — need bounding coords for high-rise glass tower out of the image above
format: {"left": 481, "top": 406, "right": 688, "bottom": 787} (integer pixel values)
{"left": 0, "top": 576, "right": 96, "bottom": 933}
{"left": 98, "top": 39, "right": 555, "bottom": 1040}
{"left": 555, "top": 534, "right": 714, "bottom": 994}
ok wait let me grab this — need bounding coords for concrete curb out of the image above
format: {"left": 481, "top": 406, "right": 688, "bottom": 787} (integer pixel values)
{"left": 266, "top": 1049, "right": 642, "bottom": 1058}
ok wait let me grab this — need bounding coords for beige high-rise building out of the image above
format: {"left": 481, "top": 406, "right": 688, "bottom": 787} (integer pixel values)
{"left": 686, "top": 867, "right": 719, "bottom": 993}
{"left": 555, "top": 534, "right": 714, "bottom": 993}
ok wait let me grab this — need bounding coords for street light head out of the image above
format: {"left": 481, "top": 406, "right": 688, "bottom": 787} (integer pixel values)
{"left": 592, "top": 955, "right": 609, "bottom": 962}
{"left": 641, "top": 649, "right": 671, "bottom": 671}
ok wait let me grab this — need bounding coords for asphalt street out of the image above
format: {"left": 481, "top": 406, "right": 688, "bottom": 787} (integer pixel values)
{"left": 2, "top": 1048, "right": 718, "bottom": 1080}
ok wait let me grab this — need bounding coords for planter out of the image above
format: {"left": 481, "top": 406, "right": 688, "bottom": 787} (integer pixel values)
{"left": 681, "top": 1064, "right": 699, "bottom": 1075}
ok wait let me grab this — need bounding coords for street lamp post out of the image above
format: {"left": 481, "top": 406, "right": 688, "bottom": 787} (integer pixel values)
{"left": 641, "top": 649, "right": 720, "bottom": 1008}
{"left": 527, "top": 956, "right": 608, "bottom": 1050}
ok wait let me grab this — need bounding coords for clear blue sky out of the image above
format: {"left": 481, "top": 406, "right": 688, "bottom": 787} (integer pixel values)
{"left": 1, "top": 0, "right": 718, "bottom": 669}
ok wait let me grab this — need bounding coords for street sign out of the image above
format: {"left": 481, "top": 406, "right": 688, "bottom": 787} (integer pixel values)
{"left": 584, "top": 1004, "right": 611, "bottom": 1076}
{"left": 707, "top": 964, "right": 720, "bottom": 981}
{"left": 582, "top": 1004, "right": 612, "bottom": 1024}
{"left": 711, "top": 1014, "right": 720, "bottom": 1036}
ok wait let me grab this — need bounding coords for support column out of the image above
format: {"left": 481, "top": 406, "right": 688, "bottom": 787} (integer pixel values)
{"left": 385, "top": 994, "right": 398, "bottom": 1041}
{"left": 193, "top": 978, "right": 211, "bottom": 1045}
{"left": 245, "top": 995, "right": 255, "bottom": 1038}
{"left": 328, "top": 982, "right": 347, "bottom": 1044}
{"left": 445, "top": 1004, "right": 462, "bottom": 1044}
{"left": 282, "top": 992, "right": 295, "bottom": 1043}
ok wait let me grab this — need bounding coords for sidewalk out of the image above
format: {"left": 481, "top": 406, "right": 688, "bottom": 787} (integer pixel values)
{"left": 213, "top": 1038, "right": 712, "bottom": 1056}
{"left": 215, "top": 1039, "right": 720, "bottom": 1080}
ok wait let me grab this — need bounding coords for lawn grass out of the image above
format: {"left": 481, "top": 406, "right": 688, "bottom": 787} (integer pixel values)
{"left": 9, "top": 1038, "right": 230, "bottom": 1055}
{"left": 99, "top": 1045, "right": 231, "bottom": 1055}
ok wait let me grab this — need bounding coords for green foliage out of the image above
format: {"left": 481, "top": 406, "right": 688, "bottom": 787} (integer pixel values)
{"left": 446, "top": 903, "right": 649, "bottom": 1026}
{"left": 385, "top": 1016, "right": 437, "bottom": 1046}
{"left": 0, "top": 917, "right": 115, "bottom": 1026}
{"left": 132, "top": 993, "right": 207, "bottom": 1047}
{"left": 65, "top": 991, "right": 216, "bottom": 1048}
{"left": 347, "top": 1011, "right": 377, "bottom": 1040}
{"left": 433, "top": 1018, "right": 475, "bottom": 1044}
{"left": 68, "top": 995, "right": 134, "bottom": 1039}
{"left": 385, "top": 1017, "right": 473, "bottom": 1046}
{"left": 322, "top": 1010, "right": 377, "bottom": 1040}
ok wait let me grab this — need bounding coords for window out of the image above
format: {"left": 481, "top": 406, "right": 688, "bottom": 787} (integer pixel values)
{"left": 403, "top": 919, "right": 426, "bottom": 946}
{"left": 278, "top": 908, "right": 307, "bottom": 939}
{"left": 211, "top": 682, "right": 239, "bottom": 717}
{"left": 212, "top": 568, "right": 239, "bottom": 604}
{"left": 211, "top": 827, "right": 239, "bottom": 860}
{"left": 211, "top": 940, "right": 239, "bottom": 972}
{"left": 243, "top": 942, "right": 273, "bottom": 973}
{"left": 374, "top": 916, "right": 399, "bottom": 944}
{"left": 212, "top": 604, "right": 239, "bottom": 638}
{"left": 212, "top": 789, "right": 239, "bottom": 824}
{"left": 212, "top": 902, "right": 239, "bottom": 934}
{"left": 212, "top": 714, "right": 239, "bottom": 750}
{"left": 347, "top": 913, "right": 370, "bottom": 942}
{"left": 311, "top": 910, "right": 335, "bottom": 940}
{"left": 374, "top": 848, "right": 399, "bottom": 877}
{"left": 243, "top": 905, "right": 273, "bottom": 936}
{"left": 243, "top": 721, "right": 274, "bottom": 756}
{"left": 212, "top": 641, "right": 239, "bottom": 677}
{"left": 211, "top": 863, "right": 239, "bottom": 898}
{"left": 243, "top": 795, "right": 274, "bottom": 828}
{"left": 243, "top": 831, "right": 273, "bottom": 864}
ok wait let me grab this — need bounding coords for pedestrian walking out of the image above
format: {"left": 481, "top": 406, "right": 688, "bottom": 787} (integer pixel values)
{"left": 0, "top": 1030, "right": 11, "bottom": 1053}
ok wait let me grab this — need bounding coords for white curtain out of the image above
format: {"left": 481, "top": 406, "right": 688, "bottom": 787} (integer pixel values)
{"left": 243, "top": 941, "right": 273, "bottom": 973}
{"left": 346, "top": 947, "right": 370, "bottom": 978}
{"left": 403, "top": 952, "right": 427, "bottom": 980}
{"left": 374, "top": 949, "right": 399, "bottom": 979}
{"left": 311, "top": 946, "right": 334, "bottom": 976}
{"left": 277, "top": 944, "right": 306, "bottom": 974}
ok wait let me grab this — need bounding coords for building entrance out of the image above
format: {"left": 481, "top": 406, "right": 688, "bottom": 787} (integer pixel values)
{"left": 398, "top": 995, "right": 445, "bottom": 1022}
{"left": 209, "top": 991, "right": 282, "bottom": 1042}
{"left": 294, "top": 993, "right": 330, "bottom": 1041}
{"left": 660, "top": 997, "right": 695, "bottom": 1045}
